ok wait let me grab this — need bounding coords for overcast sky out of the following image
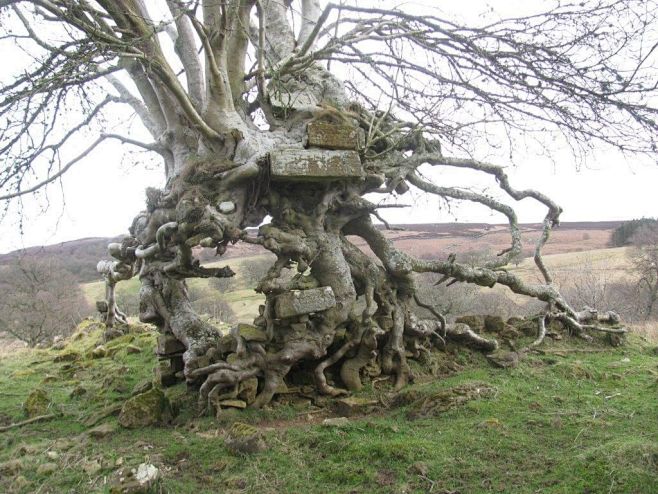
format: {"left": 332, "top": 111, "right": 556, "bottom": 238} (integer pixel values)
{"left": 1, "top": 0, "right": 657, "bottom": 254}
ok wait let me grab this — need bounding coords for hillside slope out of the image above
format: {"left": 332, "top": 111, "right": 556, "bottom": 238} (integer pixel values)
{"left": 0, "top": 320, "right": 655, "bottom": 493}
{"left": 0, "top": 222, "right": 620, "bottom": 284}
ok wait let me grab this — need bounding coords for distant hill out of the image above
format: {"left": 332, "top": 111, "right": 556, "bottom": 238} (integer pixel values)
{"left": 0, "top": 221, "right": 622, "bottom": 284}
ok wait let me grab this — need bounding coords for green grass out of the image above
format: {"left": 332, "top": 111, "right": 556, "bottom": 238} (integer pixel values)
{"left": 81, "top": 254, "right": 270, "bottom": 323}
{"left": 0, "top": 322, "right": 656, "bottom": 493}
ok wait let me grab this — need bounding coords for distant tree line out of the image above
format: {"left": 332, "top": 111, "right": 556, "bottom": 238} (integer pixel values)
{"left": 610, "top": 218, "right": 658, "bottom": 247}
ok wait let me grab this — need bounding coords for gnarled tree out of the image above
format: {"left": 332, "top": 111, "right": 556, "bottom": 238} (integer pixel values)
{"left": 1, "top": 1, "right": 656, "bottom": 409}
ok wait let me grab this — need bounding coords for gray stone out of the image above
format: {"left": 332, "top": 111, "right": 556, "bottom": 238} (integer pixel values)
{"left": 484, "top": 315, "right": 506, "bottom": 333}
{"left": 334, "top": 397, "right": 379, "bottom": 417}
{"left": 155, "top": 360, "right": 179, "bottom": 388}
{"left": 237, "top": 323, "right": 267, "bottom": 342}
{"left": 238, "top": 377, "right": 258, "bottom": 405}
{"left": 118, "top": 388, "right": 173, "bottom": 429}
{"left": 274, "top": 286, "right": 336, "bottom": 319}
{"left": 135, "top": 463, "right": 160, "bottom": 488}
{"left": 88, "top": 422, "right": 118, "bottom": 439}
{"left": 305, "top": 122, "right": 362, "bottom": 150}
{"left": 37, "top": 463, "right": 58, "bottom": 476}
{"left": 54, "top": 351, "right": 80, "bottom": 363}
{"left": 218, "top": 201, "right": 236, "bottom": 214}
{"left": 269, "top": 148, "right": 363, "bottom": 181}
{"left": 455, "top": 315, "right": 485, "bottom": 332}
{"left": 23, "top": 388, "right": 50, "bottom": 418}
{"left": 322, "top": 417, "right": 350, "bottom": 427}
{"left": 91, "top": 345, "right": 108, "bottom": 359}
{"left": 82, "top": 459, "right": 102, "bottom": 476}
{"left": 486, "top": 350, "right": 520, "bottom": 369}
{"left": 131, "top": 380, "right": 153, "bottom": 397}
{"left": 219, "top": 399, "right": 247, "bottom": 409}
{"left": 156, "top": 334, "right": 185, "bottom": 356}
{"left": 224, "top": 422, "right": 267, "bottom": 455}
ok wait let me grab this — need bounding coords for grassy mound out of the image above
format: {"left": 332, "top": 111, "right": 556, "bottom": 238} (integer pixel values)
{"left": 0, "top": 320, "right": 656, "bottom": 493}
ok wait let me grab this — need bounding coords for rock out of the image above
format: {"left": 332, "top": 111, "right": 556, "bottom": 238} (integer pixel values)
{"left": 224, "top": 422, "right": 267, "bottom": 455}
{"left": 82, "top": 459, "right": 102, "bottom": 476}
{"left": 70, "top": 384, "right": 87, "bottom": 399}
{"left": 305, "top": 121, "right": 362, "bottom": 150}
{"left": 237, "top": 377, "right": 258, "bottom": 405}
{"left": 110, "top": 463, "right": 160, "bottom": 494}
{"left": 126, "top": 345, "right": 142, "bottom": 354}
{"left": 88, "top": 422, "right": 118, "bottom": 439}
{"left": 156, "top": 334, "right": 185, "bottom": 356}
{"left": 154, "top": 360, "right": 179, "bottom": 388}
{"left": 500, "top": 326, "right": 522, "bottom": 339}
{"left": 51, "top": 340, "right": 67, "bottom": 350}
{"left": 37, "top": 462, "right": 58, "bottom": 476}
{"left": 23, "top": 388, "right": 51, "bottom": 418}
{"left": 91, "top": 345, "right": 108, "bottom": 359}
{"left": 486, "top": 350, "right": 521, "bottom": 369}
{"left": 219, "top": 400, "right": 247, "bottom": 409}
{"left": 274, "top": 286, "right": 336, "bottom": 318}
{"left": 0, "top": 459, "right": 23, "bottom": 475}
{"left": 455, "top": 315, "right": 485, "bottom": 331}
{"left": 118, "top": 388, "right": 173, "bottom": 429}
{"left": 54, "top": 351, "right": 79, "bottom": 363}
{"left": 269, "top": 148, "right": 363, "bottom": 181}
{"left": 131, "top": 380, "right": 153, "bottom": 397}
{"left": 484, "top": 315, "right": 506, "bottom": 333}
{"left": 46, "top": 451, "right": 60, "bottom": 461}
{"left": 218, "top": 201, "right": 236, "bottom": 214}
{"left": 237, "top": 323, "right": 267, "bottom": 342}
{"left": 135, "top": 463, "right": 160, "bottom": 488}
{"left": 334, "top": 397, "right": 379, "bottom": 417}
{"left": 322, "top": 417, "right": 350, "bottom": 427}
{"left": 506, "top": 316, "right": 525, "bottom": 326}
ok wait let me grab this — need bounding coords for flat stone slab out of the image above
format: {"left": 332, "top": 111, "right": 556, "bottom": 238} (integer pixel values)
{"left": 305, "top": 122, "right": 362, "bottom": 150}
{"left": 274, "top": 286, "right": 336, "bottom": 319}
{"left": 237, "top": 323, "right": 267, "bottom": 342}
{"left": 156, "top": 334, "right": 185, "bottom": 356}
{"left": 269, "top": 148, "right": 363, "bottom": 181}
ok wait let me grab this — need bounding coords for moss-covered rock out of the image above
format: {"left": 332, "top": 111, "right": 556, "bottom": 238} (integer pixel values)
{"left": 53, "top": 351, "right": 81, "bottom": 363}
{"left": 23, "top": 388, "right": 51, "bottom": 418}
{"left": 118, "top": 388, "right": 173, "bottom": 429}
{"left": 91, "top": 345, "right": 108, "bottom": 359}
{"left": 484, "top": 315, "right": 505, "bottom": 333}
{"left": 455, "top": 315, "right": 485, "bottom": 331}
{"left": 224, "top": 422, "right": 267, "bottom": 455}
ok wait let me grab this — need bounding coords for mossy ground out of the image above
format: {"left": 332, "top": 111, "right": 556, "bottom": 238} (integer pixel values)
{"left": 0, "top": 320, "right": 656, "bottom": 493}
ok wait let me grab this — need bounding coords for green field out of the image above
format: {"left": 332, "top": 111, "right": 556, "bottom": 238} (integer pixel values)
{"left": 82, "top": 254, "right": 272, "bottom": 323}
{"left": 0, "top": 319, "right": 656, "bottom": 493}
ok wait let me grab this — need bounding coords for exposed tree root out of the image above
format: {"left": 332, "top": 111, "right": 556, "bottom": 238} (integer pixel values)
{"left": 0, "top": 413, "right": 59, "bottom": 433}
